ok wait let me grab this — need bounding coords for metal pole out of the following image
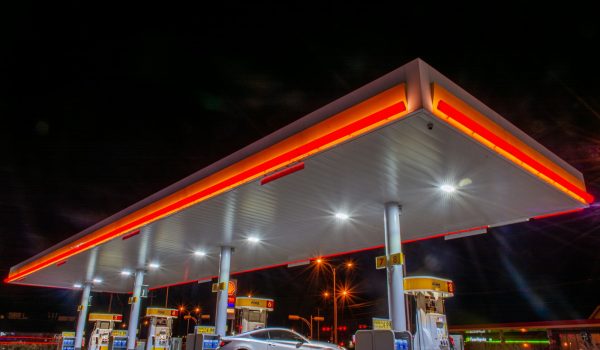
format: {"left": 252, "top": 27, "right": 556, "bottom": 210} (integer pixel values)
{"left": 145, "top": 319, "right": 155, "bottom": 350}
{"left": 165, "top": 287, "right": 169, "bottom": 308}
{"left": 127, "top": 269, "right": 145, "bottom": 350}
{"left": 384, "top": 202, "right": 406, "bottom": 331}
{"left": 317, "top": 309, "right": 320, "bottom": 341}
{"left": 310, "top": 316, "right": 313, "bottom": 339}
{"left": 333, "top": 267, "right": 337, "bottom": 345}
{"left": 108, "top": 293, "right": 113, "bottom": 313}
{"left": 215, "top": 246, "right": 232, "bottom": 336}
{"left": 74, "top": 282, "right": 92, "bottom": 350}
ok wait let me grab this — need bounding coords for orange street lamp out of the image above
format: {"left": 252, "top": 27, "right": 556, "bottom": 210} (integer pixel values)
{"left": 314, "top": 258, "right": 354, "bottom": 345}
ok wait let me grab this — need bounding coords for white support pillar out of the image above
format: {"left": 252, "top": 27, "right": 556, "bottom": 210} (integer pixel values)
{"left": 215, "top": 246, "right": 232, "bottom": 336}
{"left": 384, "top": 202, "right": 407, "bottom": 331}
{"left": 145, "top": 319, "right": 156, "bottom": 350}
{"left": 75, "top": 282, "right": 92, "bottom": 350}
{"left": 127, "top": 269, "right": 145, "bottom": 350}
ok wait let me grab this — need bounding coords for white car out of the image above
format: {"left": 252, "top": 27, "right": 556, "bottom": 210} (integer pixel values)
{"left": 219, "top": 328, "right": 345, "bottom": 350}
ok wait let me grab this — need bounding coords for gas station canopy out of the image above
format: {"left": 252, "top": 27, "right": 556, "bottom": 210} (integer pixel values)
{"left": 6, "top": 59, "right": 593, "bottom": 293}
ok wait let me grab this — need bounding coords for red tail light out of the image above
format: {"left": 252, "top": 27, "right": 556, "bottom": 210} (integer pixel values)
{"left": 219, "top": 340, "right": 231, "bottom": 347}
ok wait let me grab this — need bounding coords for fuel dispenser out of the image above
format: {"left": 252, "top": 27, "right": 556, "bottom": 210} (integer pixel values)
{"left": 144, "top": 307, "right": 179, "bottom": 350}
{"left": 108, "top": 330, "right": 128, "bottom": 350}
{"left": 355, "top": 330, "right": 412, "bottom": 350}
{"left": 57, "top": 331, "right": 77, "bottom": 350}
{"left": 88, "top": 313, "right": 123, "bottom": 350}
{"left": 186, "top": 326, "right": 219, "bottom": 350}
{"left": 233, "top": 297, "right": 274, "bottom": 333}
{"left": 404, "top": 276, "right": 454, "bottom": 350}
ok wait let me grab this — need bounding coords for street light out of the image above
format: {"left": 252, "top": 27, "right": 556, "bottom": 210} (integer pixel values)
{"left": 289, "top": 315, "right": 325, "bottom": 339}
{"left": 179, "top": 306, "right": 201, "bottom": 334}
{"left": 314, "top": 258, "right": 354, "bottom": 345}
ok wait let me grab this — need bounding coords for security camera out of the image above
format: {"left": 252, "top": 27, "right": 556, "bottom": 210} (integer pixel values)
{"left": 427, "top": 122, "right": 433, "bottom": 130}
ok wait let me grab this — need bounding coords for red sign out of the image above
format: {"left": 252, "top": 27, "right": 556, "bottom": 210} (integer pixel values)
{"left": 447, "top": 281, "right": 455, "bottom": 294}
{"left": 170, "top": 310, "right": 179, "bottom": 317}
{"left": 227, "top": 296, "right": 236, "bottom": 308}
{"left": 266, "top": 300, "right": 274, "bottom": 309}
{"left": 113, "top": 315, "right": 123, "bottom": 321}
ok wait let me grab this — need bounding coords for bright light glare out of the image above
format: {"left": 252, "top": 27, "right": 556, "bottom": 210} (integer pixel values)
{"left": 149, "top": 262, "right": 160, "bottom": 269}
{"left": 121, "top": 270, "right": 131, "bottom": 276}
{"left": 92, "top": 278, "right": 102, "bottom": 284}
{"left": 440, "top": 184, "right": 456, "bottom": 193}
{"left": 194, "top": 251, "right": 206, "bottom": 257}
{"left": 316, "top": 258, "right": 323, "bottom": 264}
{"left": 334, "top": 212, "right": 349, "bottom": 220}
{"left": 247, "top": 236, "right": 260, "bottom": 243}
{"left": 73, "top": 283, "right": 82, "bottom": 288}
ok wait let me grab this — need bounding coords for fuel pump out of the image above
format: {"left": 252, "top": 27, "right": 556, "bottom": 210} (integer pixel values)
{"left": 144, "top": 307, "right": 179, "bottom": 350}
{"left": 404, "top": 276, "right": 455, "bottom": 350}
{"left": 233, "top": 297, "right": 274, "bottom": 333}
{"left": 88, "top": 313, "right": 123, "bottom": 350}
{"left": 57, "top": 331, "right": 77, "bottom": 350}
{"left": 108, "top": 330, "right": 128, "bottom": 350}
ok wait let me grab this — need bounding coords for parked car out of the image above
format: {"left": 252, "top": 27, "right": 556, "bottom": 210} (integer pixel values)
{"left": 219, "top": 327, "right": 345, "bottom": 350}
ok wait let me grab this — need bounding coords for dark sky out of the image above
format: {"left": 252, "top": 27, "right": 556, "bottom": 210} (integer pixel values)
{"left": 1, "top": 1, "right": 600, "bottom": 334}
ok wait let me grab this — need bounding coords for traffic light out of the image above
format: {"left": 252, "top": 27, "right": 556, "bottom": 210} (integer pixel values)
{"left": 337, "top": 325, "right": 347, "bottom": 331}
{"left": 321, "top": 326, "right": 331, "bottom": 332}
{"left": 358, "top": 324, "right": 368, "bottom": 329}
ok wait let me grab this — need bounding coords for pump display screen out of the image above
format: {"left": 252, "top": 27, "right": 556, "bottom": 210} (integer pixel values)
{"left": 99, "top": 321, "right": 110, "bottom": 329}
{"left": 248, "top": 310, "right": 262, "bottom": 322}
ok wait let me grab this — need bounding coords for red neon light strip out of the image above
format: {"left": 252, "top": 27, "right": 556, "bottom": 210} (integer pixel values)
{"left": 0, "top": 342, "right": 58, "bottom": 345}
{"left": 260, "top": 162, "right": 305, "bottom": 185}
{"left": 122, "top": 229, "right": 141, "bottom": 240}
{"left": 403, "top": 226, "right": 488, "bottom": 244}
{"left": 5, "top": 101, "right": 406, "bottom": 283}
{"left": 532, "top": 208, "right": 584, "bottom": 220}
{"left": 0, "top": 337, "right": 55, "bottom": 340}
{"left": 437, "top": 100, "right": 594, "bottom": 204}
{"left": 56, "top": 260, "right": 67, "bottom": 267}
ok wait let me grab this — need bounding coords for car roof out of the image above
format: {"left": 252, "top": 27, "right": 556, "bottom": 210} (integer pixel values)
{"left": 231, "top": 327, "right": 306, "bottom": 338}
{"left": 243, "top": 327, "right": 297, "bottom": 334}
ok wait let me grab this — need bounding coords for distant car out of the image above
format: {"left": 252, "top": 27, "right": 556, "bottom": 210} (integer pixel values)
{"left": 219, "top": 327, "right": 345, "bottom": 350}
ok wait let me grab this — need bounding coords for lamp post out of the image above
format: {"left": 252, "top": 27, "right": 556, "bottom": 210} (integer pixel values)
{"left": 180, "top": 306, "right": 200, "bottom": 335}
{"left": 315, "top": 258, "right": 354, "bottom": 345}
{"left": 289, "top": 315, "right": 325, "bottom": 339}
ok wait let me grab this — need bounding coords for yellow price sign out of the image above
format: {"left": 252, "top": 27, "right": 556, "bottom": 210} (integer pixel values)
{"left": 389, "top": 253, "right": 404, "bottom": 265}
{"left": 372, "top": 318, "right": 392, "bottom": 330}
{"left": 375, "top": 255, "right": 387, "bottom": 269}
{"left": 211, "top": 282, "right": 227, "bottom": 292}
{"left": 196, "top": 326, "right": 216, "bottom": 335}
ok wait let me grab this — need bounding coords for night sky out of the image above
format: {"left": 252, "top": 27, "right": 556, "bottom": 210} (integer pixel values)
{"left": 1, "top": 2, "right": 600, "bottom": 335}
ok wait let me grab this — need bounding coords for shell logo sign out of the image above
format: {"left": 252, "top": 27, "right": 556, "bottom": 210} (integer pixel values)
{"left": 227, "top": 280, "right": 237, "bottom": 296}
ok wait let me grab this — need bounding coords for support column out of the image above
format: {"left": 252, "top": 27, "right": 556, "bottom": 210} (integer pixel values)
{"left": 215, "top": 246, "right": 232, "bottom": 336}
{"left": 127, "top": 269, "right": 145, "bottom": 350}
{"left": 145, "top": 319, "right": 156, "bottom": 350}
{"left": 75, "top": 282, "right": 92, "bottom": 350}
{"left": 384, "top": 202, "right": 406, "bottom": 331}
